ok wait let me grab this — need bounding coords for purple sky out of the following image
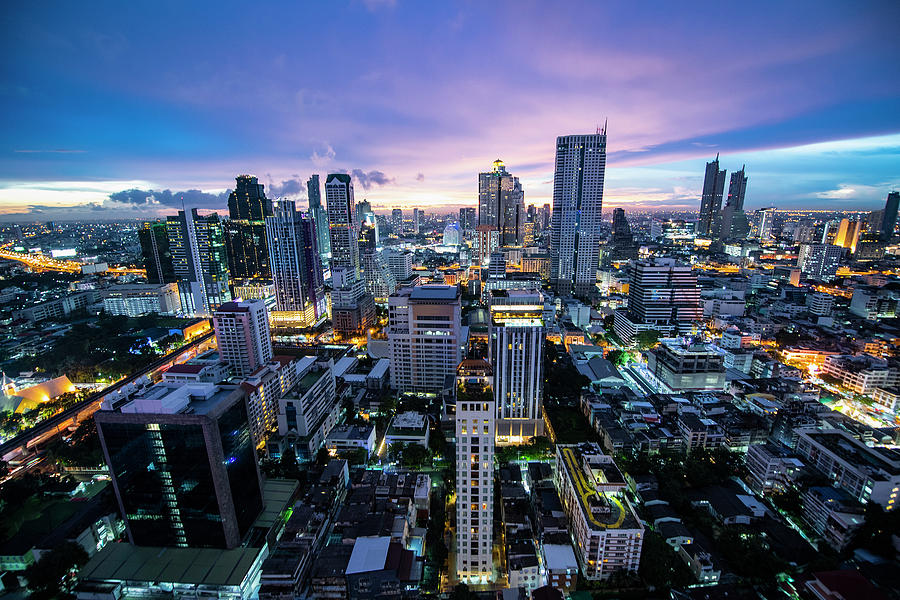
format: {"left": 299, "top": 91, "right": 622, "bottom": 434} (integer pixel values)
{"left": 1, "top": 1, "right": 899, "bottom": 220}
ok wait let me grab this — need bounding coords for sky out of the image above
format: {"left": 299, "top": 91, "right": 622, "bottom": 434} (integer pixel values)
{"left": 1, "top": 1, "right": 899, "bottom": 221}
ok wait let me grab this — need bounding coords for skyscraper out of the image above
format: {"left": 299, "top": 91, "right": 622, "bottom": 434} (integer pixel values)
{"left": 550, "top": 129, "right": 607, "bottom": 298}
{"left": 224, "top": 175, "right": 273, "bottom": 281}
{"left": 356, "top": 199, "right": 373, "bottom": 226}
{"left": 96, "top": 381, "right": 263, "bottom": 549}
{"left": 413, "top": 208, "right": 422, "bottom": 234}
{"left": 455, "top": 362, "right": 495, "bottom": 584}
{"left": 388, "top": 285, "right": 463, "bottom": 393}
{"left": 489, "top": 289, "right": 545, "bottom": 444}
{"left": 265, "top": 199, "right": 326, "bottom": 324}
{"left": 459, "top": 207, "right": 477, "bottom": 233}
{"left": 719, "top": 166, "right": 750, "bottom": 241}
{"left": 307, "top": 175, "right": 331, "bottom": 265}
{"left": 698, "top": 156, "right": 726, "bottom": 237}
{"left": 213, "top": 299, "right": 273, "bottom": 378}
{"left": 834, "top": 218, "right": 861, "bottom": 253}
{"left": 478, "top": 159, "right": 525, "bottom": 246}
{"left": 754, "top": 207, "right": 777, "bottom": 241}
{"left": 607, "top": 208, "right": 638, "bottom": 262}
{"left": 166, "top": 209, "right": 231, "bottom": 316}
{"left": 138, "top": 221, "right": 176, "bottom": 284}
{"left": 881, "top": 191, "right": 899, "bottom": 241}
{"left": 326, "top": 173, "right": 374, "bottom": 336}
{"left": 391, "top": 208, "right": 404, "bottom": 234}
{"left": 325, "top": 173, "right": 361, "bottom": 273}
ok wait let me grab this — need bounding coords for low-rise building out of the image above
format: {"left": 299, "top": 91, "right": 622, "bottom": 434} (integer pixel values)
{"left": 647, "top": 339, "right": 726, "bottom": 392}
{"left": 821, "top": 354, "right": 898, "bottom": 395}
{"left": 802, "top": 487, "right": 865, "bottom": 551}
{"left": 384, "top": 411, "right": 430, "bottom": 451}
{"left": 102, "top": 283, "right": 181, "bottom": 316}
{"left": 326, "top": 424, "right": 377, "bottom": 458}
{"left": 745, "top": 443, "right": 805, "bottom": 495}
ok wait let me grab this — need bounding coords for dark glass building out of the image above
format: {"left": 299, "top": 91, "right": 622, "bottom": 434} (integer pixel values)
{"left": 95, "top": 383, "right": 263, "bottom": 549}
{"left": 882, "top": 191, "right": 899, "bottom": 241}
{"left": 225, "top": 175, "right": 274, "bottom": 281}
{"left": 138, "top": 221, "right": 176, "bottom": 284}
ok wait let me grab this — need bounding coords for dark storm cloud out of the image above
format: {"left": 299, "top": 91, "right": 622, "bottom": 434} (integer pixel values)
{"left": 109, "top": 188, "right": 229, "bottom": 208}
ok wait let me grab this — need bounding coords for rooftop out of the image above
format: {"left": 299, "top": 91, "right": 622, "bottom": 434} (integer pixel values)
{"left": 408, "top": 285, "right": 459, "bottom": 301}
{"left": 78, "top": 543, "right": 262, "bottom": 587}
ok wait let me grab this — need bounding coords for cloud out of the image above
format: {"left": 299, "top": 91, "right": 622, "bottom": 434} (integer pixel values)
{"left": 310, "top": 144, "right": 336, "bottom": 168}
{"left": 266, "top": 178, "right": 305, "bottom": 198}
{"left": 108, "top": 188, "right": 229, "bottom": 209}
{"left": 350, "top": 169, "right": 395, "bottom": 190}
{"left": 815, "top": 183, "right": 882, "bottom": 201}
{"left": 416, "top": 173, "right": 425, "bottom": 182}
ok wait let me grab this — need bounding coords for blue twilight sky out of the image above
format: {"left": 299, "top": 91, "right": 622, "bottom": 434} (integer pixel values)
{"left": 1, "top": 1, "right": 899, "bottom": 221}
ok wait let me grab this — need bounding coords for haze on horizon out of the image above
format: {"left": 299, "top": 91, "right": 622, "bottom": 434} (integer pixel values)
{"left": 1, "top": 1, "right": 899, "bottom": 222}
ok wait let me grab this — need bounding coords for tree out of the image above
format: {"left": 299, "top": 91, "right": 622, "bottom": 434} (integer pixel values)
{"left": 428, "top": 428, "right": 447, "bottom": 457}
{"left": 24, "top": 541, "right": 89, "bottom": 599}
{"left": 401, "top": 444, "right": 430, "bottom": 469}
{"left": 279, "top": 448, "right": 302, "bottom": 480}
{"left": 634, "top": 330, "right": 661, "bottom": 350}
{"left": 315, "top": 447, "right": 330, "bottom": 466}
{"left": 606, "top": 348, "right": 626, "bottom": 366}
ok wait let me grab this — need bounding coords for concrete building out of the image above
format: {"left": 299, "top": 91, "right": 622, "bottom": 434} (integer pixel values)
{"left": 489, "top": 289, "right": 545, "bottom": 444}
{"left": 795, "top": 428, "right": 900, "bottom": 511}
{"left": 213, "top": 299, "right": 274, "bottom": 378}
{"left": 555, "top": 443, "right": 643, "bottom": 580}
{"left": 745, "top": 443, "right": 804, "bottom": 494}
{"left": 384, "top": 411, "right": 430, "bottom": 451}
{"left": 550, "top": 129, "right": 606, "bottom": 298}
{"left": 821, "top": 354, "right": 898, "bottom": 394}
{"left": 698, "top": 155, "right": 726, "bottom": 238}
{"left": 239, "top": 357, "right": 300, "bottom": 446}
{"left": 455, "top": 368, "right": 495, "bottom": 583}
{"left": 102, "top": 283, "right": 180, "bottom": 317}
{"left": 797, "top": 243, "right": 842, "bottom": 281}
{"left": 647, "top": 339, "right": 725, "bottom": 392}
{"left": 613, "top": 258, "right": 701, "bottom": 344}
{"left": 274, "top": 356, "right": 339, "bottom": 461}
{"left": 13, "top": 290, "right": 97, "bottom": 323}
{"left": 325, "top": 424, "right": 377, "bottom": 458}
{"left": 388, "top": 285, "right": 464, "bottom": 393}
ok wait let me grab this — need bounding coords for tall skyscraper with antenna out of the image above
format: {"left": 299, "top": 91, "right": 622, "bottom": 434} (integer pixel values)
{"left": 550, "top": 126, "right": 607, "bottom": 298}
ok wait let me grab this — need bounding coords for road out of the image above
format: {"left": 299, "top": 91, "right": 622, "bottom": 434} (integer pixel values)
{"left": 0, "top": 331, "right": 215, "bottom": 469}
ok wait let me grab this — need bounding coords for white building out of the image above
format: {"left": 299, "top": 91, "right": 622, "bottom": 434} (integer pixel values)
{"left": 213, "top": 299, "right": 273, "bottom": 378}
{"left": 489, "top": 289, "right": 545, "bottom": 444}
{"left": 443, "top": 222, "right": 461, "bottom": 246}
{"left": 797, "top": 244, "right": 842, "bottom": 281}
{"left": 821, "top": 354, "right": 898, "bottom": 394}
{"left": 325, "top": 424, "right": 377, "bottom": 458}
{"left": 239, "top": 357, "right": 300, "bottom": 446}
{"left": 550, "top": 130, "right": 606, "bottom": 298}
{"left": 455, "top": 377, "right": 495, "bottom": 584}
{"left": 388, "top": 285, "right": 465, "bottom": 393}
{"left": 275, "top": 356, "right": 340, "bottom": 461}
{"left": 555, "top": 443, "right": 643, "bottom": 580}
{"left": 795, "top": 428, "right": 900, "bottom": 511}
{"left": 385, "top": 249, "right": 413, "bottom": 282}
{"left": 384, "top": 411, "right": 430, "bottom": 450}
{"left": 102, "top": 283, "right": 181, "bottom": 317}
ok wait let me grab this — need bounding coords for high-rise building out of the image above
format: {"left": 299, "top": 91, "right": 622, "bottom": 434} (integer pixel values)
{"left": 326, "top": 174, "right": 375, "bottom": 336}
{"left": 138, "top": 221, "right": 176, "bottom": 284}
{"left": 478, "top": 159, "right": 525, "bottom": 246}
{"left": 325, "top": 174, "right": 360, "bottom": 273}
{"left": 265, "top": 199, "right": 326, "bottom": 324}
{"left": 489, "top": 289, "right": 545, "bottom": 444}
{"left": 356, "top": 199, "right": 373, "bottom": 226}
{"left": 719, "top": 166, "right": 750, "bottom": 241}
{"left": 607, "top": 208, "right": 638, "bottom": 262}
{"left": 413, "top": 208, "right": 422, "bottom": 234}
{"left": 881, "top": 191, "right": 899, "bottom": 241}
{"left": 556, "top": 444, "right": 643, "bottom": 580}
{"left": 753, "top": 207, "right": 777, "bottom": 241}
{"left": 476, "top": 225, "right": 500, "bottom": 267}
{"left": 443, "top": 222, "right": 462, "bottom": 246}
{"left": 391, "top": 208, "right": 404, "bottom": 234}
{"left": 224, "top": 175, "right": 274, "bottom": 282}
{"left": 96, "top": 381, "right": 263, "bottom": 548}
{"left": 459, "top": 207, "right": 477, "bottom": 233}
{"left": 307, "top": 175, "right": 331, "bottom": 266}
{"left": 550, "top": 129, "right": 606, "bottom": 298}
{"left": 834, "top": 218, "right": 861, "bottom": 253}
{"left": 360, "top": 223, "right": 397, "bottom": 299}
{"left": 698, "top": 155, "right": 727, "bottom": 237}
{"left": 797, "top": 244, "right": 843, "bottom": 281}
{"left": 167, "top": 209, "right": 231, "bottom": 315}
{"left": 613, "top": 258, "right": 701, "bottom": 344}
{"left": 213, "top": 299, "right": 273, "bottom": 378}
{"left": 455, "top": 362, "right": 495, "bottom": 584}
{"left": 388, "top": 285, "right": 463, "bottom": 393}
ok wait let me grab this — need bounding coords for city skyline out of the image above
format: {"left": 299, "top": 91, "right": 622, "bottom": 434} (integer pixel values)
{"left": 1, "top": 2, "right": 899, "bottom": 220}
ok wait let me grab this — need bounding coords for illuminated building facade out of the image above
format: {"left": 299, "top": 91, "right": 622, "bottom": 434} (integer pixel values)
{"left": 489, "top": 289, "right": 545, "bottom": 443}
{"left": 698, "top": 155, "right": 726, "bottom": 237}
{"left": 167, "top": 208, "right": 232, "bottom": 316}
{"left": 478, "top": 159, "right": 525, "bottom": 246}
{"left": 213, "top": 299, "right": 274, "bottom": 378}
{"left": 550, "top": 130, "right": 606, "bottom": 298}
